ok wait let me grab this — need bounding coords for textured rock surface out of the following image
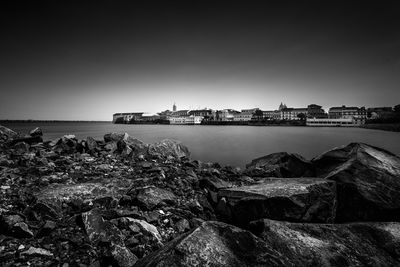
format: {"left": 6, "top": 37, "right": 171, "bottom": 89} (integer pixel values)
{"left": 313, "top": 142, "right": 400, "bottom": 222}
{"left": 218, "top": 178, "right": 336, "bottom": 226}
{"left": 250, "top": 219, "right": 400, "bottom": 267}
{"left": 148, "top": 139, "right": 190, "bottom": 160}
{"left": 245, "top": 152, "right": 314, "bottom": 178}
{"left": 135, "top": 221, "right": 292, "bottom": 267}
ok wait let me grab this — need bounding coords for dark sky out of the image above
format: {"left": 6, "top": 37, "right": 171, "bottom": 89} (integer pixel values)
{"left": 1, "top": 1, "right": 400, "bottom": 120}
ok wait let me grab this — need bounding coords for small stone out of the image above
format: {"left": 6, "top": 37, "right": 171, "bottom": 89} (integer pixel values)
{"left": 21, "top": 247, "right": 53, "bottom": 257}
{"left": 18, "top": 244, "right": 25, "bottom": 250}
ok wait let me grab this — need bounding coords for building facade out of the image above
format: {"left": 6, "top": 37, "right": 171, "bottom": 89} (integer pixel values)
{"left": 113, "top": 112, "right": 144, "bottom": 123}
{"left": 281, "top": 108, "right": 308, "bottom": 120}
{"left": 329, "top": 106, "right": 367, "bottom": 119}
{"left": 234, "top": 108, "right": 259, "bottom": 121}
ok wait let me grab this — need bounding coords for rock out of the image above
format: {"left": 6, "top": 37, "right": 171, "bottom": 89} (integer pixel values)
{"left": 312, "top": 142, "right": 400, "bottom": 222}
{"left": 29, "top": 127, "right": 43, "bottom": 137}
{"left": 104, "top": 132, "right": 127, "bottom": 143}
{"left": 199, "top": 176, "right": 232, "bottom": 204}
{"left": 36, "top": 220, "right": 57, "bottom": 237}
{"left": 135, "top": 221, "right": 292, "bottom": 267}
{"left": 245, "top": 152, "right": 314, "bottom": 178}
{"left": 35, "top": 182, "right": 129, "bottom": 211}
{"left": 82, "top": 208, "right": 138, "bottom": 267}
{"left": 12, "top": 142, "right": 30, "bottom": 154}
{"left": 217, "top": 178, "right": 336, "bottom": 227}
{"left": 21, "top": 247, "right": 53, "bottom": 257}
{"left": 148, "top": 139, "right": 190, "bottom": 160}
{"left": 175, "top": 218, "right": 190, "bottom": 233}
{"left": 249, "top": 219, "right": 400, "bottom": 267}
{"left": 134, "top": 186, "right": 177, "bottom": 210}
{"left": 126, "top": 218, "right": 162, "bottom": 243}
{"left": 85, "top": 136, "right": 98, "bottom": 151}
{"left": 9, "top": 136, "right": 43, "bottom": 146}
{"left": 0, "top": 125, "right": 18, "bottom": 143}
{"left": 0, "top": 214, "right": 34, "bottom": 238}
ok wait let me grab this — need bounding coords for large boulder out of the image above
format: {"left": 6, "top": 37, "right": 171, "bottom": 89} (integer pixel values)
{"left": 148, "top": 139, "right": 190, "bottom": 160}
{"left": 135, "top": 221, "right": 293, "bottom": 267}
{"left": 250, "top": 219, "right": 400, "bottom": 267}
{"left": 35, "top": 181, "right": 130, "bottom": 213}
{"left": 217, "top": 178, "right": 336, "bottom": 227}
{"left": 133, "top": 186, "right": 177, "bottom": 210}
{"left": 29, "top": 127, "right": 43, "bottom": 137}
{"left": 312, "top": 142, "right": 400, "bottom": 222}
{"left": 0, "top": 125, "right": 18, "bottom": 143}
{"left": 82, "top": 208, "right": 138, "bottom": 267}
{"left": 245, "top": 152, "right": 314, "bottom": 178}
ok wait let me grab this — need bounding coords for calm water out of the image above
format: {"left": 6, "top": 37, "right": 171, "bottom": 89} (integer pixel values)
{"left": 3, "top": 122, "right": 400, "bottom": 168}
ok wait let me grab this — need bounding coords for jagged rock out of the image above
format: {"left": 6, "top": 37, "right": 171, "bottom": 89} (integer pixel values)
{"left": 82, "top": 208, "right": 138, "bottom": 267}
{"left": 312, "top": 142, "right": 400, "bottom": 222}
{"left": 148, "top": 139, "right": 190, "bottom": 160}
{"left": 125, "top": 218, "right": 162, "bottom": 243}
{"left": 175, "top": 218, "right": 190, "bottom": 233}
{"left": 36, "top": 220, "right": 57, "bottom": 237}
{"left": 29, "top": 127, "right": 43, "bottom": 137}
{"left": 0, "top": 125, "right": 18, "bottom": 143}
{"left": 21, "top": 247, "right": 53, "bottom": 257}
{"left": 9, "top": 136, "right": 43, "bottom": 146}
{"left": 135, "top": 221, "right": 292, "bottom": 267}
{"left": 199, "top": 176, "right": 232, "bottom": 204}
{"left": 12, "top": 142, "right": 30, "bottom": 154}
{"left": 134, "top": 186, "right": 177, "bottom": 210}
{"left": 245, "top": 152, "right": 314, "bottom": 178}
{"left": 217, "top": 178, "right": 336, "bottom": 226}
{"left": 104, "top": 132, "right": 127, "bottom": 143}
{"left": 0, "top": 214, "right": 34, "bottom": 238}
{"left": 35, "top": 182, "right": 129, "bottom": 211}
{"left": 249, "top": 219, "right": 400, "bottom": 267}
{"left": 85, "top": 136, "right": 98, "bottom": 151}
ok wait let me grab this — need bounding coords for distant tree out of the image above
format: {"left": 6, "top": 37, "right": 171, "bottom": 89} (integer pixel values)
{"left": 114, "top": 117, "right": 124, "bottom": 124}
{"left": 297, "top": 113, "right": 306, "bottom": 120}
{"left": 253, "top": 110, "right": 264, "bottom": 121}
{"left": 394, "top": 104, "right": 400, "bottom": 113}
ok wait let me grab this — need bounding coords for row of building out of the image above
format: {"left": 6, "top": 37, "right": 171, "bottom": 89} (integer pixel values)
{"left": 113, "top": 102, "right": 395, "bottom": 126}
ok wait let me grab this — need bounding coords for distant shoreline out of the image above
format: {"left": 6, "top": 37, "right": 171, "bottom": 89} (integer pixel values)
{"left": 0, "top": 120, "right": 111, "bottom": 123}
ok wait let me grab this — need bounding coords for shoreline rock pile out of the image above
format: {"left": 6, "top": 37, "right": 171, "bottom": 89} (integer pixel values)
{"left": 1, "top": 125, "right": 400, "bottom": 266}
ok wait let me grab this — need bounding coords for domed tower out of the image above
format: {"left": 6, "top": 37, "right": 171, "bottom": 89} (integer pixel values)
{"left": 279, "top": 102, "right": 287, "bottom": 110}
{"left": 173, "top": 102, "right": 177, "bottom": 112}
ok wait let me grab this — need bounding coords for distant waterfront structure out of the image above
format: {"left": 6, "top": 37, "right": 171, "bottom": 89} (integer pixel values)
{"left": 173, "top": 103, "right": 177, "bottom": 112}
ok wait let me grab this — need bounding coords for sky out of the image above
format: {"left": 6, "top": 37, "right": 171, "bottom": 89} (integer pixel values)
{"left": 1, "top": 1, "right": 400, "bottom": 120}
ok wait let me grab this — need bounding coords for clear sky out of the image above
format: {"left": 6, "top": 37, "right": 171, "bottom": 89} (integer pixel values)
{"left": 1, "top": 1, "right": 399, "bottom": 120}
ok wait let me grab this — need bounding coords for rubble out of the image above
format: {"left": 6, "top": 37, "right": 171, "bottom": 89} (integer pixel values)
{"left": 1, "top": 124, "right": 400, "bottom": 266}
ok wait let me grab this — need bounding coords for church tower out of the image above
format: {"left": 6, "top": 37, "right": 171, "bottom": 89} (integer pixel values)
{"left": 173, "top": 102, "right": 177, "bottom": 112}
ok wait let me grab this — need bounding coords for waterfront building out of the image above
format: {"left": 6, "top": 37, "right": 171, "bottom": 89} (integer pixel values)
{"left": 142, "top": 113, "right": 161, "bottom": 121}
{"left": 112, "top": 112, "right": 144, "bottom": 123}
{"left": 329, "top": 106, "right": 367, "bottom": 119}
{"left": 307, "top": 117, "right": 365, "bottom": 126}
{"left": 233, "top": 108, "right": 260, "bottom": 121}
{"left": 307, "top": 104, "right": 327, "bottom": 118}
{"left": 367, "top": 107, "right": 394, "bottom": 119}
{"left": 281, "top": 107, "right": 308, "bottom": 120}
{"left": 169, "top": 115, "right": 203, "bottom": 124}
{"left": 262, "top": 110, "right": 282, "bottom": 120}
{"left": 219, "top": 109, "right": 240, "bottom": 121}
{"left": 188, "top": 109, "right": 212, "bottom": 118}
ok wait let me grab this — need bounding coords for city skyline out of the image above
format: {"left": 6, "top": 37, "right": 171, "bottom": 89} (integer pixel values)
{"left": 1, "top": 1, "right": 400, "bottom": 120}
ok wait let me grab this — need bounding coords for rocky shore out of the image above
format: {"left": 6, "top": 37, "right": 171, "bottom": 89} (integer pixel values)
{"left": 1, "top": 124, "right": 400, "bottom": 266}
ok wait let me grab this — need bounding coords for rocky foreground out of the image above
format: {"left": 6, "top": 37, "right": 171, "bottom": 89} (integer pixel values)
{"left": 1, "top": 125, "right": 400, "bottom": 266}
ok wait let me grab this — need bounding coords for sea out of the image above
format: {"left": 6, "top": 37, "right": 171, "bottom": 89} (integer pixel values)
{"left": 2, "top": 122, "right": 400, "bottom": 168}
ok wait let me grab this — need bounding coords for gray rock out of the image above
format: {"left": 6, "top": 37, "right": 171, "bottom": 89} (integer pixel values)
{"left": 312, "top": 142, "right": 400, "bottom": 222}
{"left": 217, "top": 178, "right": 336, "bottom": 226}
{"left": 82, "top": 208, "right": 138, "bottom": 267}
{"left": 148, "top": 139, "right": 190, "bottom": 160}
{"left": 135, "top": 221, "right": 292, "bottom": 267}
{"left": 249, "top": 219, "right": 400, "bottom": 267}
{"left": 245, "top": 152, "right": 314, "bottom": 178}
{"left": 0, "top": 215, "right": 34, "bottom": 238}
{"left": 0, "top": 125, "right": 18, "bottom": 143}
{"left": 21, "top": 247, "right": 53, "bottom": 257}
{"left": 29, "top": 127, "right": 43, "bottom": 137}
{"left": 104, "top": 132, "right": 127, "bottom": 143}
{"left": 135, "top": 186, "right": 177, "bottom": 210}
{"left": 85, "top": 136, "right": 98, "bottom": 151}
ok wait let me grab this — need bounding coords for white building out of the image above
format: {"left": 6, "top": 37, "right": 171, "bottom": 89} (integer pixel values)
{"left": 306, "top": 117, "right": 365, "bottom": 126}
{"left": 169, "top": 115, "right": 203, "bottom": 125}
